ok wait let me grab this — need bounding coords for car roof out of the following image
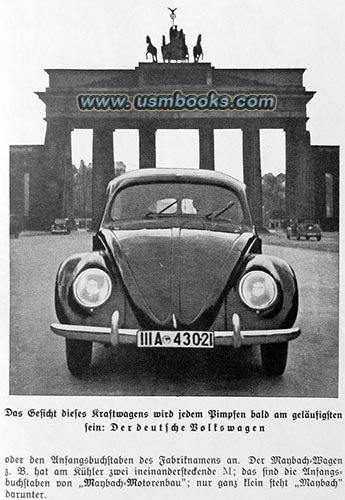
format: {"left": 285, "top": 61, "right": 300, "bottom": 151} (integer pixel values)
{"left": 107, "top": 168, "right": 245, "bottom": 195}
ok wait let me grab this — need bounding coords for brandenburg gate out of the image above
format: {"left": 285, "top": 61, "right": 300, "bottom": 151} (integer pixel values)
{"left": 36, "top": 62, "right": 316, "bottom": 228}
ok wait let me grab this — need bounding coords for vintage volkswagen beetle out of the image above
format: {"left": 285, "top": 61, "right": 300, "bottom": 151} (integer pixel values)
{"left": 51, "top": 169, "right": 300, "bottom": 377}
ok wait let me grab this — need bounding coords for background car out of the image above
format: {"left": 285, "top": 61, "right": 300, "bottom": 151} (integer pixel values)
{"left": 286, "top": 218, "right": 322, "bottom": 241}
{"left": 51, "top": 169, "right": 300, "bottom": 378}
{"left": 50, "top": 218, "right": 71, "bottom": 234}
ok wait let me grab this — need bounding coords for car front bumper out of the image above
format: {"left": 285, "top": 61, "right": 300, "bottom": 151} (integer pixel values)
{"left": 51, "top": 311, "right": 301, "bottom": 348}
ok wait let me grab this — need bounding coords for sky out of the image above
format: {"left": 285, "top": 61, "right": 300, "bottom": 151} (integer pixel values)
{"left": 2, "top": 0, "right": 345, "bottom": 180}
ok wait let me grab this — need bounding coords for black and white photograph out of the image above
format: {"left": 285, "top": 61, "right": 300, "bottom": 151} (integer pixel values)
{"left": 7, "top": 0, "right": 340, "bottom": 397}
{"left": 1, "top": 0, "right": 344, "bottom": 498}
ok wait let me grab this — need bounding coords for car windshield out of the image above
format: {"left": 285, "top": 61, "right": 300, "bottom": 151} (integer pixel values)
{"left": 108, "top": 182, "right": 249, "bottom": 231}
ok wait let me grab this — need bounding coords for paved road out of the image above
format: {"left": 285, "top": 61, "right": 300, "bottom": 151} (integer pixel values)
{"left": 10, "top": 232, "right": 338, "bottom": 397}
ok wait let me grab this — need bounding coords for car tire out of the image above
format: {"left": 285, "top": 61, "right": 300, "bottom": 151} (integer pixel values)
{"left": 65, "top": 339, "right": 92, "bottom": 376}
{"left": 261, "top": 342, "right": 288, "bottom": 377}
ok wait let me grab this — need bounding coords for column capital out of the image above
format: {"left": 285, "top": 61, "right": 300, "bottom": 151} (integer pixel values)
{"left": 283, "top": 118, "right": 308, "bottom": 134}
{"left": 92, "top": 125, "right": 115, "bottom": 133}
{"left": 46, "top": 118, "right": 74, "bottom": 132}
{"left": 199, "top": 125, "right": 214, "bottom": 131}
{"left": 240, "top": 121, "right": 261, "bottom": 134}
{"left": 139, "top": 124, "right": 157, "bottom": 133}
{"left": 241, "top": 124, "right": 261, "bottom": 132}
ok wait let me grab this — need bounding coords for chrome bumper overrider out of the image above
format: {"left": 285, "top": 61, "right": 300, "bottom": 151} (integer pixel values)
{"left": 51, "top": 312, "right": 301, "bottom": 348}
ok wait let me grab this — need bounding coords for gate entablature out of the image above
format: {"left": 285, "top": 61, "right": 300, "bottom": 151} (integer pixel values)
{"left": 37, "top": 64, "right": 314, "bottom": 124}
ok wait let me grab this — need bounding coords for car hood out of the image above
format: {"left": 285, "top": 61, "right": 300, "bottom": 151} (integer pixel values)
{"left": 101, "top": 228, "right": 255, "bottom": 328}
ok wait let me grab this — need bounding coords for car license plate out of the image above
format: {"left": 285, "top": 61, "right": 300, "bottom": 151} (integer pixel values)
{"left": 137, "top": 331, "right": 214, "bottom": 348}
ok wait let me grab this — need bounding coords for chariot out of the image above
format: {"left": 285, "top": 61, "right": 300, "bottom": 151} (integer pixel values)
{"left": 161, "top": 26, "right": 189, "bottom": 62}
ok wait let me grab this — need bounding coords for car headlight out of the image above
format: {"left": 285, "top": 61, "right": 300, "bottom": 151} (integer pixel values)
{"left": 73, "top": 268, "right": 112, "bottom": 308}
{"left": 238, "top": 270, "right": 278, "bottom": 311}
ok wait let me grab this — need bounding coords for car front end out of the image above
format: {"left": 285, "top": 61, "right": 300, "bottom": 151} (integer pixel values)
{"left": 51, "top": 169, "right": 301, "bottom": 377}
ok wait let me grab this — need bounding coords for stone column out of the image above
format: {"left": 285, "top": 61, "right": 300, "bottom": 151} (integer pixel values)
{"left": 63, "top": 130, "right": 74, "bottom": 221}
{"left": 199, "top": 127, "right": 215, "bottom": 170}
{"left": 242, "top": 126, "right": 263, "bottom": 228}
{"left": 92, "top": 128, "right": 115, "bottom": 228}
{"left": 285, "top": 124, "right": 298, "bottom": 219}
{"left": 285, "top": 121, "right": 315, "bottom": 219}
{"left": 139, "top": 126, "right": 156, "bottom": 168}
{"left": 43, "top": 119, "right": 73, "bottom": 227}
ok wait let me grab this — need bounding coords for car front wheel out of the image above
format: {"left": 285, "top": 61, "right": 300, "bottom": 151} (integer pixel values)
{"left": 65, "top": 339, "right": 92, "bottom": 376}
{"left": 261, "top": 342, "right": 288, "bottom": 377}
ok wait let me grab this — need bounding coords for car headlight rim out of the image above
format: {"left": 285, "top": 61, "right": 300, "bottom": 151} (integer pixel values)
{"left": 238, "top": 270, "right": 278, "bottom": 311}
{"left": 73, "top": 268, "right": 112, "bottom": 309}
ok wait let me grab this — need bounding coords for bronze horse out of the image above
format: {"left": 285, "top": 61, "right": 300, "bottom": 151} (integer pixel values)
{"left": 193, "top": 34, "right": 203, "bottom": 63}
{"left": 146, "top": 36, "right": 157, "bottom": 63}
